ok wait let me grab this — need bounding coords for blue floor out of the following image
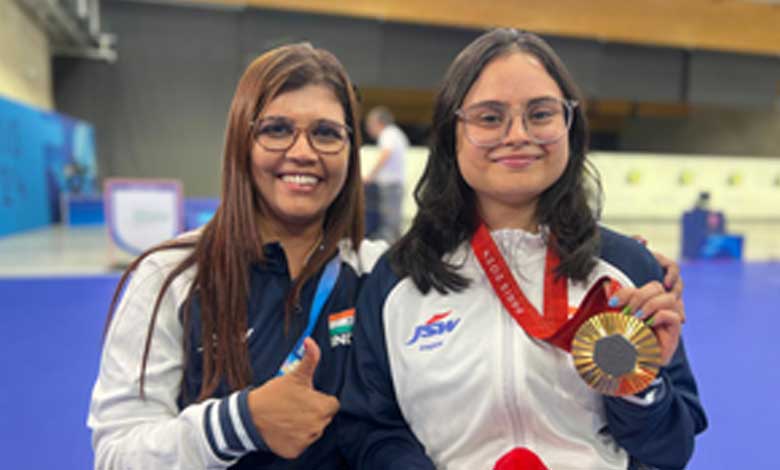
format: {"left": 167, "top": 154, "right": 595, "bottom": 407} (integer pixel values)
{"left": 680, "top": 262, "right": 780, "bottom": 469}
{"left": 1, "top": 263, "right": 778, "bottom": 469}
{"left": 0, "top": 275, "right": 120, "bottom": 469}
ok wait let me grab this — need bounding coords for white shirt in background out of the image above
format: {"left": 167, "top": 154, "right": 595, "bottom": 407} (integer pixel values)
{"left": 375, "top": 124, "right": 408, "bottom": 185}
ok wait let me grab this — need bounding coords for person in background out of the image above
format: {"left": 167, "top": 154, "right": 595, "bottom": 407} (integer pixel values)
{"left": 694, "top": 191, "right": 711, "bottom": 210}
{"left": 88, "top": 43, "right": 385, "bottom": 470}
{"left": 339, "top": 28, "right": 706, "bottom": 470}
{"left": 364, "top": 106, "right": 409, "bottom": 242}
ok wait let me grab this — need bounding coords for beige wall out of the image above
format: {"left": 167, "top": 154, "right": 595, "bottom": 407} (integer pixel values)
{"left": 0, "top": 1, "right": 52, "bottom": 110}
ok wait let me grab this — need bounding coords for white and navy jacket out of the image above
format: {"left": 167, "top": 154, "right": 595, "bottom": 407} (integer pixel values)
{"left": 339, "top": 227, "right": 707, "bottom": 470}
{"left": 88, "top": 238, "right": 385, "bottom": 470}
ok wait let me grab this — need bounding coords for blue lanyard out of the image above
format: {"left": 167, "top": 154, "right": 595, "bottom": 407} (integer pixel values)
{"left": 277, "top": 256, "right": 341, "bottom": 376}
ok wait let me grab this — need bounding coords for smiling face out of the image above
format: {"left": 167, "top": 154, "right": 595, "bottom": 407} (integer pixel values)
{"left": 251, "top": 83, "right": 350, "bottom": 231}
{"left": 456, "top": 51, "right": 570, "bottom": 225}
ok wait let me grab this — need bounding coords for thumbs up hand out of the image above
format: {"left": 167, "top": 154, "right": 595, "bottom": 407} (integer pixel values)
{"left": 247, "top": 338, "right": 340, "bottom": 459}
{"left": 288, "top": 337, "right": 323, "bottom": 386}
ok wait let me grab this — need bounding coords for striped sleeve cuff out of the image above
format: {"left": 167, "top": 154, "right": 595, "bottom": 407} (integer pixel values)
{"left": 203, "top": 389, "right": 269, "bottom": 462}
{"left": 620, "top": 377, "right": 667, "bottom": 407}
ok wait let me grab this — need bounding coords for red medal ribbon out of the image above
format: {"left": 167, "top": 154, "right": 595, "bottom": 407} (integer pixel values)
{"left": 471, "top": 223, "right": 622, "bottom": 350}
{"left": 471, "top": 223, "right": 568, "bottom": 340}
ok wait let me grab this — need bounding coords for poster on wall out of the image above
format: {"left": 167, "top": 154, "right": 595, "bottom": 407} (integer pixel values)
{"left": 104, "top": 178, "right": 183, "bottom": 258}
{"left": 0, "top": 95, "right": 97, "bottom": 237}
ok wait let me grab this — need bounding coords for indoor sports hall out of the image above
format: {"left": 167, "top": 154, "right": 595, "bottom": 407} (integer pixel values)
{"left": 1, "top": 1, "right": 779, "bottom": 469}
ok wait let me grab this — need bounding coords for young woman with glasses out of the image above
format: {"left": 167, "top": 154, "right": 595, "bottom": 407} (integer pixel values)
{"left": 88, "top": 43, "right": 385, "bottom": 469}
{"left": 340, "top": 29, "right": 707, "bottom": 470}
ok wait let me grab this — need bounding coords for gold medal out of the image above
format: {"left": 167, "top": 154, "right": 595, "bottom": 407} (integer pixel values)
{"left": 471, "top": 226, "right": 660, "bottom": 397}
{"left": 571, "top": 312, "right": 661, "bottom": 396}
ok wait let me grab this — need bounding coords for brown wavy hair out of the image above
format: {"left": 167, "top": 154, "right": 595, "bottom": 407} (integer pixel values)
{"left": 105, "top": 43, "right": 364, "bottom": 401}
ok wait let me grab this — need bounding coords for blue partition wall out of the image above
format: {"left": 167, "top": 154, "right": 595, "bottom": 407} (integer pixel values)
{"left": 0, "top": 95, "right": 97, "bottom": 236}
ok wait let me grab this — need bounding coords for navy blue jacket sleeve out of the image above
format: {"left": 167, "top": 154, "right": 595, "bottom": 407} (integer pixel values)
{"left": 600, "top": 228, "right": 708, "bottom": 470}
{"left": 338, "top": 256, "right": 436, "bottom": 470}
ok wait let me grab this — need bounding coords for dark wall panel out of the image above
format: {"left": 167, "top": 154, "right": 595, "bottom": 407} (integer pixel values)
{"left": 375, "top": 22, "right": 478, "bottom": 89}
{"left": 547, "top": 37, "right": 602, "bottom": 97}
{"left": 689, "top": 51, "right": 780, "bottom": 108}
{"left": 56, "top": 2, "right": 240, "bottom": 196}
{"left": 597, "top": 44, "right": 685, "bottom": 102}
{"left": 238, "top": 9, "right": 383, "bottom": 85}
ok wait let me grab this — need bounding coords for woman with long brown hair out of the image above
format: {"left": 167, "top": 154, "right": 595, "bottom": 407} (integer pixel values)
{"left": 88, "top": 43, "right": 383, "bottom": 469}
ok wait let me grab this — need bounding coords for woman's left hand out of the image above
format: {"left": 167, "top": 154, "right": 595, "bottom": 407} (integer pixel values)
{"left": 632, "top": 235, "right": 683, "bottom": 300}
{"left": 609, "top": 281, "right": 684, "bottom": 366}
{"left": 651, "top": 250, "right": 683, "bottom": 301}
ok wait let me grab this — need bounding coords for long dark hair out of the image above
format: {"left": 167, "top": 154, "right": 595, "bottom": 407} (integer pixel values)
{"left": 391, "top": 28, "right": 601, "bottom": 294}
{"left": 105, "top": 43, "right": 364, "bottom": 401}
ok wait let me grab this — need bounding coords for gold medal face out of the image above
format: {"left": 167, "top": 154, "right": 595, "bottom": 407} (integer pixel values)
{"left": 571, "top": 312, "right": 661, "bottom": 396}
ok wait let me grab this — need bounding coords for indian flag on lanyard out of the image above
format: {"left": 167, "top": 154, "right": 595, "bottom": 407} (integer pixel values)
{"left": 329, "top": 309, "right": 355, "bottom": 347}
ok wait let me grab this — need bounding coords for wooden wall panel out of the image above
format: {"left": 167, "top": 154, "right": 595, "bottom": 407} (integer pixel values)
{"left": 191, "top": 0, "right": 780, "bottom": 56}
